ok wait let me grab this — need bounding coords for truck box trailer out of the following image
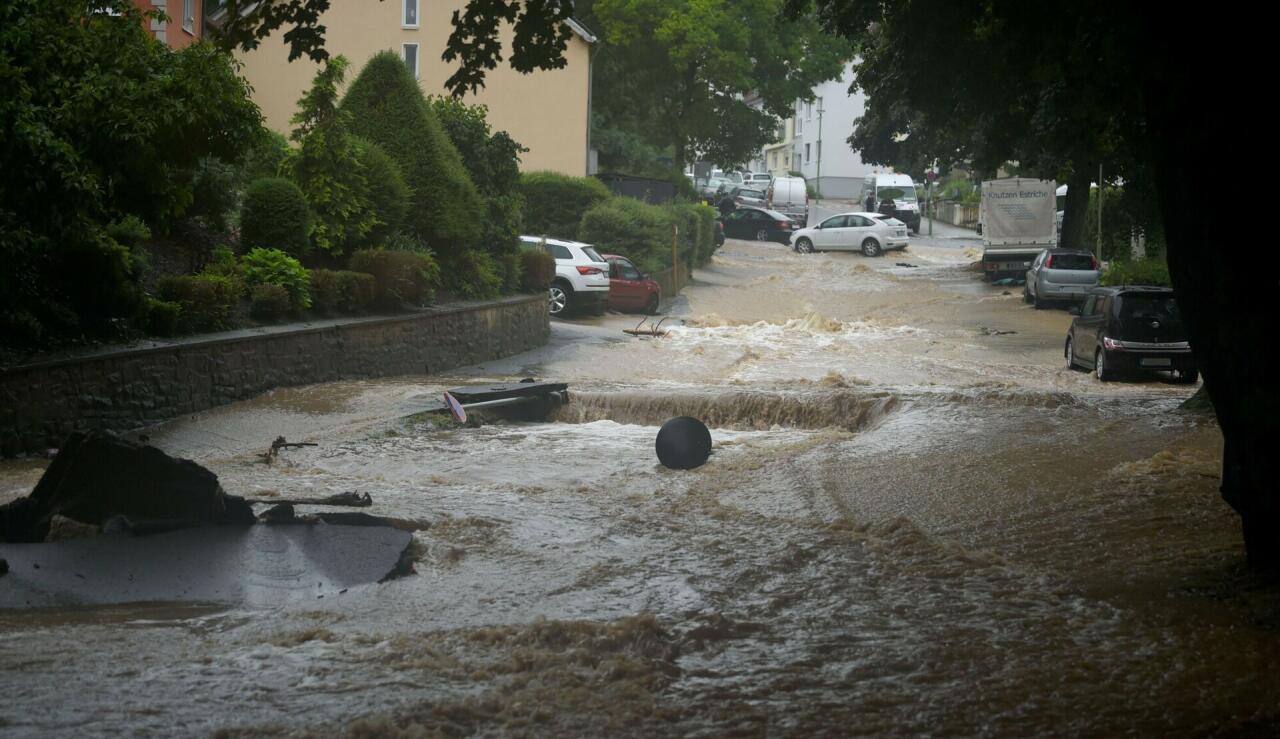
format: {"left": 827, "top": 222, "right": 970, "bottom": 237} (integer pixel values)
{"left": 978, "top": 178, "right": 1057, "bottom": 279}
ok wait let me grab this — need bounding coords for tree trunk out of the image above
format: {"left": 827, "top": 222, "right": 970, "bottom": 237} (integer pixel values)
{"left": 1058, "top": 162, "right": 1093, "bottom": 252}
{"left": 1142, "top": 25, "right": 1279, "bottom": 568}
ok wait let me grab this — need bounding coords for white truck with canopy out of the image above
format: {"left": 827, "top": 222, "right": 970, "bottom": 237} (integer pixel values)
{"left": 977, "top": 178, "right": 1057, "bottom": 279}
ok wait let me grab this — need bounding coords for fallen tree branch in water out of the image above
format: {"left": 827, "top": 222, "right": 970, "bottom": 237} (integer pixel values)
{"left": 247, "top": 491, "right": 373, "bottom": 508}
{"left": 624, "top": 315, "right": 671, "bottom": 338}
{"left": 257, "top": 436, "right": 318, "bottom": 463}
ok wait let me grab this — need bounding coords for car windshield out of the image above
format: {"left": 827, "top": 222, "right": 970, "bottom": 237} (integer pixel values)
{"left": 877, "top": 186, "right": 916, "bottom": 202}
{"left": 1119, "top": 294, "right": 1181, "bottom": 320}
{"left": 1047, "top": 253, "right": 1095, "bottom": 270}
{"left": 581, "top": 246, "right": 604, "bottom": 263}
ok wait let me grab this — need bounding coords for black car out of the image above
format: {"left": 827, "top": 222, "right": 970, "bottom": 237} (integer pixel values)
{"left": 718, "top": 207, "right": 795, "bottom": 245}
{"left": 1065, "top": 286, "right": 1197, "bottom": 383}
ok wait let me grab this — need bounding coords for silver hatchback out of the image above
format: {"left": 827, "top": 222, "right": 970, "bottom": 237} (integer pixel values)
{"left": 1024, "top": 249, "right": 1099, "bottom": 309}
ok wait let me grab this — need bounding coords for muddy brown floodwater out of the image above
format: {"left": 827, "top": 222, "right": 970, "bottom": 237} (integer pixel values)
{"left": 2, "top": 239, "right": 1276, "bottom": 737}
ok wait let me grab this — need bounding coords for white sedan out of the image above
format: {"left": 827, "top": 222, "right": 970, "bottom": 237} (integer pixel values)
{"left": 789, "top": 212, "right": 909, "bottom": 257}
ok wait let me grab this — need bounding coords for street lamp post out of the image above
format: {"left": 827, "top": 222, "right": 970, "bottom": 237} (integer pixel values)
{"left": 815, "top": 102, "right": 824, "bottom": 200}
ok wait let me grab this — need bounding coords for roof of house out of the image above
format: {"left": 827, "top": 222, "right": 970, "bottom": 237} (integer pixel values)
{"left": 566, "top": 18, "right": 598, "bottom": 44}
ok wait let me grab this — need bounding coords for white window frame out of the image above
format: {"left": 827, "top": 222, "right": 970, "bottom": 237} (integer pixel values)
{"left": 402, "top": 0, "right": 419, "bottom": 29}
{"left": 183, "top": 0, "right": 195, "bottom": 33}
{"left": 402, "top": 43, "right": 419, "bottom": 79}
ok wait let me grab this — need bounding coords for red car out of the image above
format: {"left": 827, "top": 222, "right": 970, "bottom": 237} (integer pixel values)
{"left": 603, "top": 255, "right": 661, "bottom": 314}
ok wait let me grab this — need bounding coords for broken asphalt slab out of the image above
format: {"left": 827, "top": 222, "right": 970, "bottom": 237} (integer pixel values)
{"left": 0, "top": 522, "right": 413, "bottom": 608}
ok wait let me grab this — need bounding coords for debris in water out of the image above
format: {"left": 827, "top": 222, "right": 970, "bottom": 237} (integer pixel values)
{"left": 979, "top": 326, "right": 1018, "bottom": 336}
{"left": 655, "top": 416, "right": 713, "bottom": 470}
{"left": 991, "top": 277, "right": 1026, "bottom": 286}
{"left": 624, "top": 315, "right": 670, "bottom": 337}
{"left": 895, "top": 262, "right": 918, "bottom": 268}
{"left": 258, "top": 435, "right": 318, "bottom": 463}
{"left": 248, "top": 491, "right": 373, "bottom": 508}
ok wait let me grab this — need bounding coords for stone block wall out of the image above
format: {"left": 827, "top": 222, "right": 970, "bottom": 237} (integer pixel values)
{"left": 0, "top": 296, "right": 548, "bottom": 455}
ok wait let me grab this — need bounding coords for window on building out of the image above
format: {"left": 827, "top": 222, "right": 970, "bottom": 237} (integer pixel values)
{"left": 805, "top": 143, "right": 811, "bottom": 162}
{"left": 402, "top": 43, "right": 419, "bottom": 79}
{"left": 183, "top": 0, "right": 194, "bottom": 32}
{"left": 403, "top": 0, "right": 419, "bottom": 28}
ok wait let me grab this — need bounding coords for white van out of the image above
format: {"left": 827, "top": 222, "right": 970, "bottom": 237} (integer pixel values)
{"left": 767, "top": 176, "right": 809, "bottom": 225}
{"left": 861, "top": 173, "right": 922, "bottom": 233}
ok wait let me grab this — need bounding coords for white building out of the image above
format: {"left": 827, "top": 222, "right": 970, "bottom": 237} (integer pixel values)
{"left": 790, "top": 62, "right": 879, "bottom": 199}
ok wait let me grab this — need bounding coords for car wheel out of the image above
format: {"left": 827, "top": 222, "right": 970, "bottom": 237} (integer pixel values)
{"left": 756, "top": 228, "right": 770, "bottom": 241}
{"left": 861, "top": 238, "right": 882, "bottom": 257}
{"left": 548, "top": 282, "right": 571, "bottom": 317}
{"left": 1095, "top": 348, "right": 1115, "bottom": 381}
{"left": 1065, "top": 337, "right": 1080, "bottom": 370}
{"left": 796, "top": 237, "right": 814, "bottom": 254}
{"left": 1176, "top": 368, "right": 1200, "bottom": 384}
{"left": 645, "top": 293, "right": 660, "bottom": 315}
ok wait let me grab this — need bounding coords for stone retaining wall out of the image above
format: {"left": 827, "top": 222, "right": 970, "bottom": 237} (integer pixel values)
{"left": 0, "top": 296, "right": 548, "bottom": 456}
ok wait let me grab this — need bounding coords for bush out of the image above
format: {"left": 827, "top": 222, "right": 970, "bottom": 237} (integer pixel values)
{"left": 241, "top": 247, "right": 311, "bottom": 309}
{"left": 349, "top": 248, "right": 441, "bottom": 308}
{"left": 496, "top": 252, "right": 523, "bottom": 294}
{"left": 201, "top": 245, "right": 244, "bottom": 292}
{"left": 578, "top": 196, "right": 671, "bottom": 274}
{"left": 663, "top": 202, "right": 717, "bottom": 266}
{"left": 520, "top": 171, "right": 612, "bottom": 239}
{"left": 156, "top": 274, "right": 239, "bottom": 332}
{"left": 240, "top": 129, "right": 290, "bottom": 182}
{"left": 143, "top": 297, "right": 182, "bottom": 336}
{"left": 250, "top": 283, "right": 292, "bottom": 322}
{"left": 354, "top": 137, "right": 411, "bottom": 246}
{"left": 189, "top": 157, "right": 239, "bottom": 230}
{"left": 442, "top": 250, "right": 502, "bottom": 300}
{"left": 519, "top": 249, "right": 556, "bottom": 293}
{"left": 240, "top": 178, "right": 312, "bottom": 257}
{"left": 311, "top": 269, "right": 376, "bottom": 313}
{"left": 105, "top": 215, "right": 151, "bottom": 247}
{"left": 1100, "top": 257, "right": 1171, "bottom": 287}
{"left": 341, "top": 52, "right": 482, "bottom": 254}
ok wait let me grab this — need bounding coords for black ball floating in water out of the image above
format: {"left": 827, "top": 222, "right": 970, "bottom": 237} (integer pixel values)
{"left": 655, "top": 416, "right": 712, "bottom": 470}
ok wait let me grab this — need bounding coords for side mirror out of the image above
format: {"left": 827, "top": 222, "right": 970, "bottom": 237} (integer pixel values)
{"left": 1068, "top": 306, "right": 1082, "bottom": 316}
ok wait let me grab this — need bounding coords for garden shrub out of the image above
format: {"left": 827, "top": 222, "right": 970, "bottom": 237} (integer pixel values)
{"left": 497, "top": 252, "right": 523, "bottom": 294}
{"left": 354, "top": 137, "right": 411, "bottom": 246}
{"left": 201, "top": 245, "right": 244, "bottom": 293}
{"left": 519, "top": 249, "right": 557, "bottom": 293}
{"left": 143, "top": 297, "right": 182, "bottom": 337}
{"left": 341, "top": 52, "right": 482, "bottom": 254}
{"left": 349, "top": 248, "right": 441, "bottom": 308}
{"left": 250, "top": 284, "right": 292, "bottom": 322}
{"left": 156, "top": 274, "right": 239, "bottom": 332}
{"left": 240, "top": 129, "right": 290, "bottom": 182}
{"left": 442, "top": 250, "right": 502, "bottom": 299}
{"left": 520, "top": 171, "right": 612, "bottom": 239}
{"left": 105, "top": 215, "right": 151, "bottom": 247}
{"left": 311, "top": 269, "right": 376, "bottom": 314}
{"left": 188, "top": 157, "right": 239, "bottom": 230}
{"left": 240, "top": 178, "right": 312, "bottom": 257}
{"left": 1100, "top": 257, "right": 1171, "bottom": 287}
{"left": 241, "top": 247, "right": 311, "bottom": 309}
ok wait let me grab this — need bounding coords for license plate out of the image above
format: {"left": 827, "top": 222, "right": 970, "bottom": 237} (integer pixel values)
{"left": 1140, "top": 357, "right": 1172, "bottom": 367}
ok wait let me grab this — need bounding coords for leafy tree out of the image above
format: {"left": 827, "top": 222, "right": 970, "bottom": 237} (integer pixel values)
{"left": 284, "top": 56, "right": 380, "bottom": 255}
{"left": 0, "top": 0, "right": 260, "bottom": 345}
{"left": 429, "top": 97, "right": 526, "bottom": 255}
{"left": 340, "top": 52, "right": 482, "bottom": 255}
{"left": 208, "top": 0, "right": 576, "bottom": 96}
{"left": 582, "top": 0, "right": 846, "bottom": 173}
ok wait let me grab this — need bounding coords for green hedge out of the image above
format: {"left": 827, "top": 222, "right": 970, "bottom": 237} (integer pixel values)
{"left": 354, "top": 137, "right": 411, "bottom": 246}
{"left": 519, "top": 171, "right": 612, "bottom": 239}
{"left": 1100, "top": 257, "right": 1171, "bottom": 287}
{"left": 441, "top": 250, "right": 502, "bottom": 300}
{"left": 349, "top": 248, "right": 441, "bottom": 308}
{"left": 577, "top": 196, "right": 712, "bottom": 274}
{"left": 519, "top": 249, "right": 556, "bottom": 293}
{"left": 240, "top": 177, "right": 312, "bottom": 257}
{"left": 249, "top": 283, "right": 292, "bottom": 321}
{"left": 341, "top": 52, "right": 481, "bottom": 254}
{"left": 310, "top": 269, "right": 376, "bottom": 314}
{"left": 156, "top": 274, "right": 239, "bottom": 333}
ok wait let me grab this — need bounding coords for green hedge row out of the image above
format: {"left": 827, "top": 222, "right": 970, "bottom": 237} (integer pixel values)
{"left": 577, "top": 197, "right": 717, "bottom": 275}
{"left": 519, "top": 171, "right": 612, "bottom": 239}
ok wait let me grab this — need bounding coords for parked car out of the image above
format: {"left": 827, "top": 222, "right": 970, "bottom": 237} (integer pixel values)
{"left": 767, "top": 175, "right": 809, "bottom": 226}
{"left": 1024, "top": 249, "right": 1100, "bottom": 308}
{"left": 789, "top": 211, "right": 908, "bottom": 257}
{"left": 1065, "top": 286, "right": 1197, "bottom": 383}
{"left": 519, "top": 235, "right": 610, "bottom": 317}
{"left": 603, "top": 254, "right": 661, "bottom": 314}
{"left": 861, "top": 173, "right": 922, "bottom": 233}
{"left": 699, "top": 176, "right": 733, "bottom": 201}
{"left": 725, "top": 186, "right": 767, "bottom": 209}
{"left": 718, "top": 207, "right": 795, "bottom": 244}
{"left": 748, "top": 173, "right": 773, "bottom": 186}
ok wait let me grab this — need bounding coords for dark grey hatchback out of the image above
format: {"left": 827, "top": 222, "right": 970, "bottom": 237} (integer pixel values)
{"left": 1065, "top": 286, "right": 1198, "bottom": 383}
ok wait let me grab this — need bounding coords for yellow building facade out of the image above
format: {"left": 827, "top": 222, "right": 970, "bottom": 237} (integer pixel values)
{"left": 235, "top": 1, "right": 595, "bottom": 175}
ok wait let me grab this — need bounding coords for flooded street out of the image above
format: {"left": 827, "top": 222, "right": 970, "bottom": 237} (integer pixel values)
{"left": 3, "top": 238, "right": 1275, "bottom": 737}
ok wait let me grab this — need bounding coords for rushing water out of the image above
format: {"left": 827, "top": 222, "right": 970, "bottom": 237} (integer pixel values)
{"left": 2, "top": 239, "right": 1274, "bottom": 737}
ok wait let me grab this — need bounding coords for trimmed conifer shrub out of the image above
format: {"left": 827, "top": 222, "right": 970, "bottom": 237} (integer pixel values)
{"left": 519, "top": 171, "right": 611, "bottom": 239}
{"left": 340, "top": 52, "right": 481, "bottom": 254}
{"left": 240, "top": 177, "right": 312, "bottom": 257}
